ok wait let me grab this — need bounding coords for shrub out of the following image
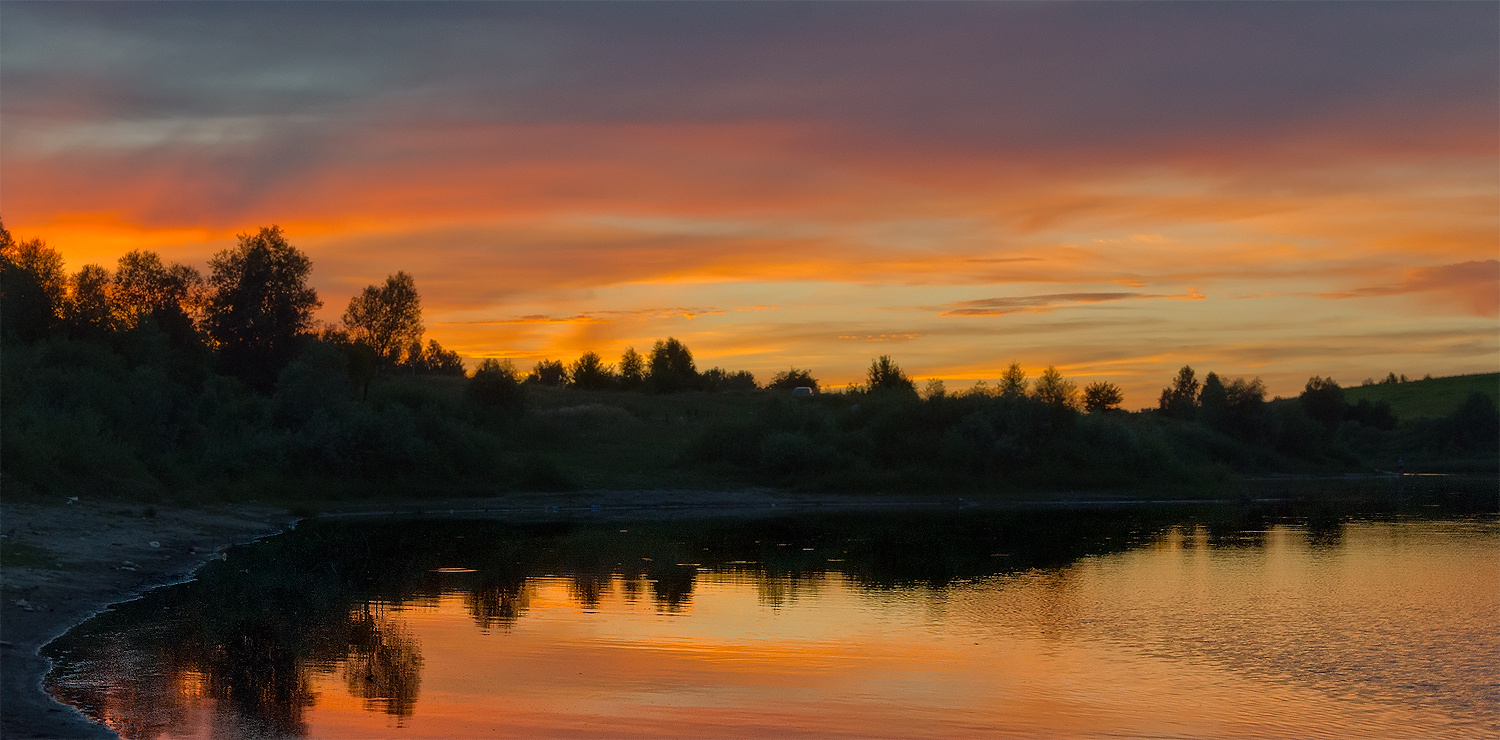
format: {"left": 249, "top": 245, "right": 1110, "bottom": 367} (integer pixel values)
{"left": 767, "top": 368, "right": 819, "bottom": 393}
{"left": 527, "top": 359, "right": 567, "bottom": 386}
{"left": 468, "top": 359, "right": 524, "bottom": 414}
{"left": 568, "top": 352, "right": 616, "bottom": 390}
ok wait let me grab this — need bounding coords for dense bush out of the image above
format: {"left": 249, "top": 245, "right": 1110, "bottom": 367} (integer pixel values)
{"left": 468, "top": 359, "right": 525, "bottom": 416}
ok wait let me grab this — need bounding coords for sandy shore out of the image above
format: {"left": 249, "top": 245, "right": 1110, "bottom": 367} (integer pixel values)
{"left": 1, "top": 501, "right": 298, "bottom": 740}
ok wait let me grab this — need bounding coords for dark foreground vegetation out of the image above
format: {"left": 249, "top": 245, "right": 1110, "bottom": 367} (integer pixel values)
{"left": 3, "top": 220, "right": 1495, "bottom": 501}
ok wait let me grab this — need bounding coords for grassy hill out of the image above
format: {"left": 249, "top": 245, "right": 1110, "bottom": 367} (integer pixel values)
{"left": 1343, "top": 372, "right": 1498, "bottom": 420}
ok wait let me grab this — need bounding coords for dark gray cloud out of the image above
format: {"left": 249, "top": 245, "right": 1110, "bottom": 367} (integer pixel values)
{"left": 6, "top": 1, "right": 1494, "bottom": 157}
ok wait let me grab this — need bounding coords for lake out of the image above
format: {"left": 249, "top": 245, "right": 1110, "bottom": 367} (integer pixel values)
{"left": 45, "top": 497, "right": 1499, "bottom": 739}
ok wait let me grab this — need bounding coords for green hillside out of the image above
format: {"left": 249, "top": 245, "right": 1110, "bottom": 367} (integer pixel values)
{"left": 1344, "top": 372, "right": 1498, "bottom": 420}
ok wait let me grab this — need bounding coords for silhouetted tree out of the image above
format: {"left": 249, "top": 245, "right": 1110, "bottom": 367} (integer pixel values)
{"left": 204, "top": 226, "right": 321, "bottom": 391}
{"left": 343, "top": 271, "right": 423, "bottom": 370}
{"left": 617, "top": 347, "right": 645, "bottom": 389}
{"left": 0, "top": 222, "right": 67, "bottom": 342}
{"left": 527, "top": 359, "right": 567, "bottom": 386}
{"left": 468, "top": 359, "right": 524, "bottom": 414}
{"left": 1158, "top": 365, "right": 1200, "bottom": 420}
{"left": 113, "top": 250, "right": 204, "bottom": 343}
{"left": 922, "top": 378, "right": 946, "bottom": 399}
{"left": 1203, "top": 374, "right": 1267, "bottom": 437}
{"left": 429, "top": 341, "right": 466, "bottom": 376}
{"left": 1198, "top": 372, "right": 1228, "bottom": 422}
{"left": 1299, "top": 376, "right": 1345, "bottom": 430}
{"left": 568, "top": 351, "right": 616, "bottom": 390}
{"left": 963, "top": 380, "right": 994, "bottom": 398}
{"left": 1082, "top": 381, "right": 1124, "bottom": 413}
{"left": 648, "top": 337, "right": 698, "bottom": 393}
{"left": 702, "top": 368, "right": 757, "bottom": 391}
{"left": 767, "top": 367, "right": 818, "bottom": 393}
{"left": 866, "top": 355, "right": 915, "bottom": 394}
{"left": 64, "top": 264, "right": 118, "bottom": 338}
{"left": 395, "top": 338, "right": 465, "bottom": 376}
{"left": 998, "top": 362, "right": 1027, "bottom": 398}
{"left": 1032, "top": 366, "right": 1078, "bottom": 410}
{"left": 1224, "top": 376, "right": 1266, "bottom": 409}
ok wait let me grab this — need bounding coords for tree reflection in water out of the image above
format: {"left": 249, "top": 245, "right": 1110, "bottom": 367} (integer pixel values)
{"left": 341, "top": 608, "right": 422, "bottom": 718}
{"left": 464, "top": 579, "right": 531, "bottom": 632}
{"left": 45, "top": 494, "right": 1479, "bottom": 739}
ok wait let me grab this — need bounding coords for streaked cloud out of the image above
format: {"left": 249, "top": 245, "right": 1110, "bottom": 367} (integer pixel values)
{"left": 438, "top": 306, "right": 733, "bottom": 326}
{"left": 1316, "top": 261, "right": 1499, "bottom": 316}
{"left": 837, "top": 333, "right": 925, "bottom": 343}
{"left": 933, "top": 291, "right": 1205, "bottom": 318}
{"left": 2, "top": 2, "right": 1495, "bottom": 404}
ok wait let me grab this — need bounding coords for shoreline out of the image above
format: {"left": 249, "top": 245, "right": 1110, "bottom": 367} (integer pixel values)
{"left": 2, "top": 481, "right": 1486, "bottom": 739}
{"left": 1, "top": 502, "right": 299, "bottom": 740}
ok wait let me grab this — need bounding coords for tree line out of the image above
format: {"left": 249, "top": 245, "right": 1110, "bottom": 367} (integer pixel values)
{"left": 1, "top": 221, "right": 866, "bottom": 401}
{"left": 4, "top": 218, "right": 1488, "bottom": 426}
{"left": 3, "top": 219, "right": 1493, "bottom": 499}
{"left": 1, "top": 222, "right": 463, "bottom": 391}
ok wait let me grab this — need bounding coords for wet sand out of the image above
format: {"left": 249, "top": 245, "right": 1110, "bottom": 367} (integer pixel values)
{"left": 1, "top": 501, "right": 298, "bottom": 739}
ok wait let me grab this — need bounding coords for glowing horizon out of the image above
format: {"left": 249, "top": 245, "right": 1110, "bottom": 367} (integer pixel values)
{"left": 4, "top": 2, "right": 1496, "bottom": 405}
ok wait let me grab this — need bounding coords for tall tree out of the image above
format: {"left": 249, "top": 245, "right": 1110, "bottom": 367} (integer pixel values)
{"left": 113, "top": 250, "right": 204, "bottom": 342}
{"left": 204, "top": 226, "right": 321, "bottom": 391}
{"left": 343, "top": 271, "right": 424, "bottom": 369}
{"left": 64, "top": 264, "right": 118, "bottom": 338}
{"left": 998, "top": 362, "right": 1028, "bottom": 398}
{"left": 1032, "top": 366, "right": 1079, "bottom": 410}
{"left": 528, "top": 359, "right": 568, "bottom": 386}
{"left": 1198, "top": 372, "right": 1229, "bottom": 425}
{"left": 866, "top": 355, "right": 915, "bottom": 394}
{"left": 617, "top": 347, "right": 645, "bottom": 389}
{"left": 397, "top": 338, "right": 466, "bottom": 376}
{"left": 648, "top": 337, "right": 698, "bottom": 393}
{"left": 1082, "top": 381, "right": 1124, "bottom": 413}
{"left": 1158, "top": 365, "right": 1200, "bottom": 419}
{"left": 568, "top": 351, "right": 616, "bottom": 390}
{"left": 0, "top": 221, "right": 67, "bottom": 342}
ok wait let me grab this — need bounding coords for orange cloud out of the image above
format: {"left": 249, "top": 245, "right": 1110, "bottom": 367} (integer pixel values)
{"left": 930, "top": 290, "right": 1204, "bottom": 317}
{"left": 1315, "top": 260, "right": 1499, "bottom": 316}
{"left": 836, "top": 333, "right": 924, "bottom": 342}
{"left": 437, "top": 306, "right": 730, "bottom": 326}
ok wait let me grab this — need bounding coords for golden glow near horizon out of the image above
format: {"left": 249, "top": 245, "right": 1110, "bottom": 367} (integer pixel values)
{"left": 4, "top": 3, "right": 1496, "bottom": 404}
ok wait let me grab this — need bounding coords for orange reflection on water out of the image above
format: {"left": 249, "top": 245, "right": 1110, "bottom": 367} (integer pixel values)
{"left": 51, "top": 518, "right": 1497, "bottom": 739}
{"left": 289, "top": 522, "right": 1495, "bottom": 739}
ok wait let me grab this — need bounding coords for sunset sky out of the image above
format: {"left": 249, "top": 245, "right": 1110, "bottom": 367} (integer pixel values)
{"left": 4, "top": 1, "right": 1496, "bottom": 405}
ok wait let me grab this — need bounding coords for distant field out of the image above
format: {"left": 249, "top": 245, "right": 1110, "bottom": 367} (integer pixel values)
{"left": 1343, "top": 372, "right": 1498, "bottom": 420}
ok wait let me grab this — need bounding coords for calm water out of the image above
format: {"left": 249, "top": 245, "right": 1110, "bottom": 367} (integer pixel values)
{"left": 46, "top": 502, "right": 1500, "bottom": 739}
